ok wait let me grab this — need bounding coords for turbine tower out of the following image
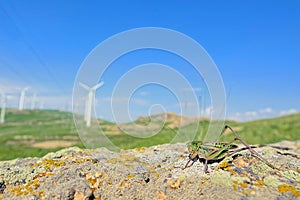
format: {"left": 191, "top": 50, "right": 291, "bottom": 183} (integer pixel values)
{"left": 19, "top": 87, "right": 29, "bottom": 110}
{"left": 0, "top": 93, "right": 6, "bottom": 123}
{"left": 79, "top": 81, "right": 104, "bottom": 127}
{"left": 39, "top": 101, "right": 44, "bottom": 110}
{"left": 30, "top": 93, "right": 37, "bottom": 110}
{"left": 1, "top": 93, "right": 11, "bottom": 124}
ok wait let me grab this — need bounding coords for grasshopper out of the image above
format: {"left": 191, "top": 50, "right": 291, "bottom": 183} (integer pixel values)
{"left": 183, "top": 125, "right": 276, "bottom": 173}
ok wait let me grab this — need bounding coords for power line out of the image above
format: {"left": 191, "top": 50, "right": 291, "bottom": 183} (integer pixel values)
{"left": 0, "top": 58, "right": 33, "bottom": 86}
{"left": 0, "top": 3, "right": 68, "bottom": 94}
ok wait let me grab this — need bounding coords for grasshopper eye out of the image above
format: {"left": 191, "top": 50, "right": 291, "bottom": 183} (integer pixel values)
{"left": 188, "top": 146, "right": 192, "bottom": 153}
{"left": 187, "top": 144, "right": 197, "bottom": 153}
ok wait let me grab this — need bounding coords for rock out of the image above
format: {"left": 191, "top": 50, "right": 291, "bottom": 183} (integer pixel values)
{"left": 0, "top": 141, "right": 299, "bottom": 199}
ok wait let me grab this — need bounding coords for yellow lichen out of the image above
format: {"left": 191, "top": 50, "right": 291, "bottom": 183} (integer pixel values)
{"left": 121, "top": 161, "right": 135, "bottom": 168}
{"left": 95, "top": 172, "right": 102, "bottom": 178}
{"left": 87, "top": 177, "right": 97, "bottom": 185}
{"left": 10, "top": 187, "right": 29, "bottom": 196}
{"left": 217, "top": 161, "right": 236, "bottom": 175}
{"left": 126, "top": 174, "right": 135, "bottom": 179}
{"left": 278, "top": 184, "right": 300, "bottom": 197}
{"left": 232, "top": 180, "right": 256, "bottom": 196}
{"left": 120, "top": 154, "right": 135, "bottom": 161}
{"left": 86, "top": 172, "right": 102, "bottom": 188}
{"left": 239, "top": 182, "right": 248, "bottom": 188}
{"left": 106, "top": 158, "right": 119, "bottom": 164}
{"left": 253, "top": 180, "right": 264, "bottom": 187}
{"left": 217, "top": 161, "right": 230, "bottom": 169}
{"left": 9, "top": 179, "right": 41, "bottom": 196}
{"left": 25, "top": 179, "right": 39, "bottom": 190}
{"left": 107, "top": 181, "right": 112, "bottom": 185}
{"left": 233, "top": 180, "right": 248, "bottom": 188}
{"left": 34, "top": 172, "right": 54, "bottom": 179}
{"left": 168, "top": 179, "right": 181, "bottom": 189}
{"left": 71, "top": 158, "right": 84, "bottom": 164}
{"left": 233, "top": 184, "right": 238, "bottom": 191}
{"left": 37, "top": 190, "right": 45, "bottom": 198}
{"left": 40, "top": 159, "right": 66, "bottom": 171}
{"left": 107, "top": 154, "right": 137, "bottom": 167}
{"left": 136, "top": 147, "right": 146, "bottom": 151}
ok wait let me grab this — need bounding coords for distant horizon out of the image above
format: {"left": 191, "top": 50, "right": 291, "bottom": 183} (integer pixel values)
{"left": 2, "top": 107, "right": 299, "bottom": 124}
{"left": 1, "top": 1, "right": 299, "bottom": 122}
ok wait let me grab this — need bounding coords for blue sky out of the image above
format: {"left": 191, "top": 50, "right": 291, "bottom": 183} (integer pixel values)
{"left": 0, "top": 0, "right": 299, "bottom": 121}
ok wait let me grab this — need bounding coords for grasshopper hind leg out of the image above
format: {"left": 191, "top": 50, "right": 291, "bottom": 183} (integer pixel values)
{"left": 224, "top": 125, "right": 276, "bottom": 170}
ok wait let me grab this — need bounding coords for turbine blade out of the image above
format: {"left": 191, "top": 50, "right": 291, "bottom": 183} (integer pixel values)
{"left": 80, "top": 82, "right": 104, "bottom": 91}
{"left": 92, "top": 81, "right": 104, "bottom": 90}
{"left": 24, "top": 87, "right": 30, "bottom": 91}
{"left": 79, "top": 82, "right": 90, "bottom": 90}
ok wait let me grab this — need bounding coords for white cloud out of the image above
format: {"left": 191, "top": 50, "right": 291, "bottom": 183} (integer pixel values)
{"left": 229, "top": 111, "right": 257, "bottom": 121}
{"left": 279, "top": 108, "right": 298, "bottom": 116}
{"left": 245, "top": 111, "right": 257, "bottom": 117}
{"left": 229, "top": 107, "right": 299, "bottom": 122}
{"left": 259, "top": 107, "right": 273, "bottom": 114}
{"left": 0, "top": 78, "right": 51, "bottom": 95}
{"left": 0, "top": 79, "right": 25, "bottom": 94}
{"left": 1, "top": 93, "right": 72, "bottom": 111}
{"left": 205, "top": 106, "right": 213, "bottom": 115}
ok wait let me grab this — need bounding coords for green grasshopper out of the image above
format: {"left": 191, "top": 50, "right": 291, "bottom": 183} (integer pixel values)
{"left": 183, "top": 125, "right": 276, "bottom": 173}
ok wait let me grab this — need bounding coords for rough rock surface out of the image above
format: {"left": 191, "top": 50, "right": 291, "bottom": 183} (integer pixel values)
{"left": 0, "top": 141, "right": 299, "bottom": 200}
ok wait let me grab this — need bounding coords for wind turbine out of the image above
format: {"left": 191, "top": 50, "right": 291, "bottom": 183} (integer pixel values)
{"left": 30, "top": 93, "right": 37, "bottom": 110}
{"left": 79, "top": 81, "right": 104, "bottom": 127}
{"left": 19, "top": 87, "right": 29, "bottom": 110}
{"left": 0, "top": 93, "right": 6, "bottom": 123}
{"left": 39, "top": 101, "right": 44, "bottom": 110}
{"left": 1, "top": 93, "right": 11, "bottom": 124}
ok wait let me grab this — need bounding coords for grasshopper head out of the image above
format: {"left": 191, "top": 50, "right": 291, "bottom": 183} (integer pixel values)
{"left": 187, "top": 141, "right": 203, "bottom": 159}
{"left": 187, "top": 141, "right": 202, "bottom": 152}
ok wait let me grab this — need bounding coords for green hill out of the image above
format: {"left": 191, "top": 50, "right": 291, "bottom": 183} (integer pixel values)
{"left": 0, "top": 109, "right": 299, "bottom": 161}
{"left": 0, "top": 109, "right": 81, "bottom": 160}
{"left": 229, "top": 113, "right": 300, "bottom": 144}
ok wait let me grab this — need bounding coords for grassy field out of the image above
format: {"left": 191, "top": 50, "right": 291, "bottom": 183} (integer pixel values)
{"left": 0, "top": 109, "right": 299, "bottom": 161}
{"left": 0, "top": 109, "right": 82, "bottom": 160}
